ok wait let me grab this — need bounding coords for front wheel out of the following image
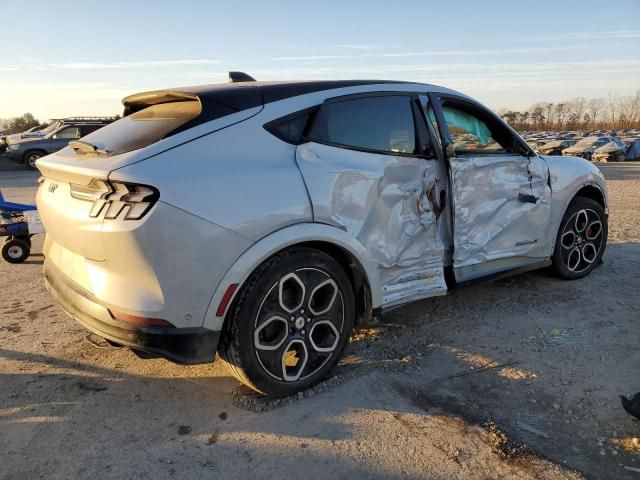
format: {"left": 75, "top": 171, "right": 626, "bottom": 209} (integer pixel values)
{"left": 218, "top": 248, "right": 355, "bottom": 397}
{"left": 2, "top": 238, "right": 30, "bottom": 263}
{"left": 583, "top": 152, "right": 592, "bottom": 162}
{"left": 550, "top": 197, "right": 607, "bottom": 280}
{"left": 24, "top": 151, "right": 44, "bottom": 170}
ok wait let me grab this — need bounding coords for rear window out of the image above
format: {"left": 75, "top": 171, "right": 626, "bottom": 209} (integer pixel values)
{"left": 79, "top": 101, "right": 201, "bottom": 156}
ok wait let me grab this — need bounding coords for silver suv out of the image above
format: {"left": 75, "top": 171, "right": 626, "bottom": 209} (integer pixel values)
{"left": 36, "top": 74, "right": 608, "bottom": 397}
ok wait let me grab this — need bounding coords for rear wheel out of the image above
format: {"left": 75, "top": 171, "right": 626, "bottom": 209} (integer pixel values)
{"left": 2, "top": 238, "right": 30, "bottom": 263}
{"left": 23, "top": 150, "right": 44, "bottom": 170}
{"left": 218, "top": 248, "right": 355, "bottom": 397}
{"left": 551, "top": 197, "right": 607, "bottom": 280}
{"left": 584, "top": 152, "right": 592, "bottom": 162}
{"left": 615, "top": 152, "right": 626, "bottom": 162}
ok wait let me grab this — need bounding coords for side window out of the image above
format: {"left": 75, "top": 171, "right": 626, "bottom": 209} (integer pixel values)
{"left": 441, "top": 102, "right": 516, "bottom": 154}
{"left": 264, "top": 108, "right": 317, "bottom": 144}
{"left": 81, "top": 125, "right": 103, "bottom": 137}
{"left": 56, "top": 127, "right": 81, "bottom": 139}
{"left": 307, "top": 95, "right": 417, "bottom": 154}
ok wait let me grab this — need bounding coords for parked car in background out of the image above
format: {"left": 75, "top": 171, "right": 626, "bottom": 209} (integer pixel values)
{"left": 36, "top": 74, "right": 608, "bottom": 396}
{"left": 538, "top": 139, "right": 576, "bottom": 156}
{"left": 5, "top": 118, "right": 114, "bottom": 169}
{"left": 592, "top": 137, "right": 632, "bottom": 162}
{"left": 562, "top": 136, "right": 615, "bottom": 161}
{"left": 4, "top": 124, "right": 48, "bottom": 145}
{"left": 620, "top": 138, "right": 640, "bottom": 161}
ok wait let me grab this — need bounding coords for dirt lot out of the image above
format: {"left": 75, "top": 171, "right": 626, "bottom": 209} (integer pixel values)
{"left": 1, "top": 160, "right": 639, "bottom": 480}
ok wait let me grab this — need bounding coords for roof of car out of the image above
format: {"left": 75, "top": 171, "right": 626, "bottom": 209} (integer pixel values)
{"left": 121, "top": 79, "right": 434, "bottom": 133}
{"left": 122, "top": 79, "right": 418, "bottom": 109}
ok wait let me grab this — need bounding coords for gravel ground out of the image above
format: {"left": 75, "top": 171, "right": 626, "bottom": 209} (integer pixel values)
{"left": 1, "top": 159, "right": 639, "bottom": 480}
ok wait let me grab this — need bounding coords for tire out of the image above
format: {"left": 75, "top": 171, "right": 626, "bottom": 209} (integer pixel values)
{"left": 2, "top": 238, "right": 30, "bottom": 264}
{"left": 584, "top": 152, "right": 592, "bottom": 162}
{"left": 14, "top": 234, "right": 31, "bottom": 247}
{"left": 218, "top": 247, "right": 356, "bottom": 397}
{"left": 550, "top": 197, "right": 607, "bottom": 280}
{"left": 615, "top": 152, "right": 626, "bottom": 162}
{"left": 23, "top": 150, "right": 44, "bottom": 170}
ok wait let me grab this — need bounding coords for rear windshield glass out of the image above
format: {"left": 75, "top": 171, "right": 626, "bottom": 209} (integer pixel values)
{"left": 79, "top": 101, "right": 201, "bottom": 156}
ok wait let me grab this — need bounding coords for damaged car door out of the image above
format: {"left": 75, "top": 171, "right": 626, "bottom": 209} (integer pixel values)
{"left": 430, "top": 95, "right": 552, "bottom": 282}
{"left": 296, "top": 93, "right": 447, "bottom": 308}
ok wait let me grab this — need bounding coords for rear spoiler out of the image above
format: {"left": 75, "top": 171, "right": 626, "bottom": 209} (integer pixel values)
{"left": 122, "top": 72, "right": 258, "bottom": 116}
{"left": 120, "top": 74, "right": 263, "bottom": 132}
{"left": 122, "top": 91, "right": 200, "bottom": 116}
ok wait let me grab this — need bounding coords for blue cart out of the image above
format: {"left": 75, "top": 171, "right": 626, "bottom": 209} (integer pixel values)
{"left": 0, "top": 190, "right": 39, "bottom": 263}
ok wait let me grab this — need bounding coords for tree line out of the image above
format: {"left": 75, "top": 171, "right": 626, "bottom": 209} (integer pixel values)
{"left": 3, "top": 91, "right": 640, "bottom": 136}
{"left": 497, "top": 91, "right": 640, "bottom": 132}
{"left": 0, "top": 113, "right": 42, "bottom": 135}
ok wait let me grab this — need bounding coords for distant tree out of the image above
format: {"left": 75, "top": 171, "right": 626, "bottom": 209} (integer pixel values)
{"left": 0, "top": 113, "right": 41, "bottom": 134}
{"left": 545, "top": 103, "right": 554, "bottom": 128}
{"left": 531, "top": 107, "right": 545, "bottom": 128}
{"left": 554, "top": 103, "right": 567, "bottom": 129}
{"left": 607, "top": 93, "right": 618, "bottom": 127}
{"left": 587, "top": 98, "right": 606, "bottom": 127}
{"left": 570, "top": 97, "right": 588, "bottom": 129}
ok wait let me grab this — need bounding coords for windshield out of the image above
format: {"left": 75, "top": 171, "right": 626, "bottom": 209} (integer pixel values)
{"left": 77, "top": 101, "right": 201, "bottom": 156}
{"left": 41, "top": 122, "right": 60, "bottom": 135}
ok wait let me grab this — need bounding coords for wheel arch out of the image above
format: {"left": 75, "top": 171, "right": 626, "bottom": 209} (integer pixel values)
{"left": 574, "top": 184, "right": 606, "bottom": 210}
{"left": 23, "top": 148, "right": 47, "bottom": 161}
{"left": 293, "top": 240, "right": 373, "bottom": 328}
{"left": 550, "top": 181, "right": 608, "bottom": 259}
{"left": 202, "top": 223, "right": 381, "bottom": 333}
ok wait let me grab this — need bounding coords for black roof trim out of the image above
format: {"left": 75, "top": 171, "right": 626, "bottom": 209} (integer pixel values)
{"left": 257, "top": 80, "right": 410, "bottom": 104}
{"left": 123, "top": 80, "right": 416, "bottom": 135}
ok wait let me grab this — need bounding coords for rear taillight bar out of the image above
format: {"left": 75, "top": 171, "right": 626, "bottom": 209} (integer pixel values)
{"left": 70, "top": 179, "right": 159, "bottom": 220}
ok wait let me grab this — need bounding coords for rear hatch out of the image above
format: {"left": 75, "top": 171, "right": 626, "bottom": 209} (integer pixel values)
{"left": 37, "top": 84, "right": 263, "bottom": 286}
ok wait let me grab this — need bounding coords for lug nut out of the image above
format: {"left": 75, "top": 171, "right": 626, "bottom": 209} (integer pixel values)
{"left": 300, "top": 309, "right": 305, "bottom": 314}
{"left": 290, "top": 316, "right": 295, "bottom": 321}
{"left": 306, "top": 318, "right": 311, "bottom": 323}
{"left": 301, "top": 329, "right": 306, "bottom": 335}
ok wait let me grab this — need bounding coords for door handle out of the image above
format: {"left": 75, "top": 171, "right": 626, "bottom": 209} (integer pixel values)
{"left": 518, "top": 193, "right": 538, "bottom": 204}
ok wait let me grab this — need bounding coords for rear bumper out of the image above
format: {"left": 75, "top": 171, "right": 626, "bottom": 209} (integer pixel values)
{"left": 43, "top": 259, "right": 220, "bottom": 365}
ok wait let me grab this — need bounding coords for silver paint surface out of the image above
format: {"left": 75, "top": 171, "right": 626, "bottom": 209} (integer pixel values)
{"left": 448, "top": 153, "right": 552, "bottom": 272}
{"left": 296, "top": 142, "right": 447, "bottom": 307}
{"left": 35, "top": 81, "right": 610, "bottom": 336}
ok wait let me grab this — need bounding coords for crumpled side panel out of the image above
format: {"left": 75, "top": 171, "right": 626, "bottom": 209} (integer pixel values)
{"left": 296, "top": 143, "right": 447, "bottom": 307}
{"left": 450, "top": 155, "right": 551, "bottom": 267}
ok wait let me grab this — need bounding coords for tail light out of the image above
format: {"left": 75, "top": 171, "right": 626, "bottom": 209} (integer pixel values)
{"left": 70, "top": 179, "right": 159, "bottom": 220}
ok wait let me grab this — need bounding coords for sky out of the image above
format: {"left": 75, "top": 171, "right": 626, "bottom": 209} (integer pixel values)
{"left": 1, "top": 0, "right": 639, "bottom": 121}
